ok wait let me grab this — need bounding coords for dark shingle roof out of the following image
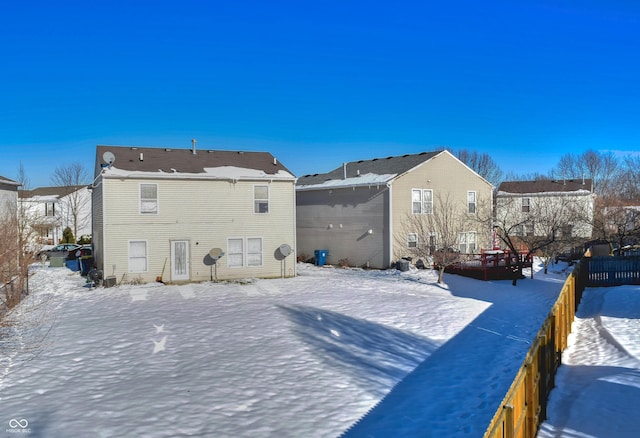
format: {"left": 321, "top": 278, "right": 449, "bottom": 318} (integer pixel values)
{"left": 96, "top": 145, "right": 293, "bottom": 177}
{"left": 297, "top": 151, "right": 442, "bottom": 186}
{"left": 19, "top": 185, "right": 86, "bottom": 199}
{"left": 498, "top": 179, "right": 593, "bottom": 194}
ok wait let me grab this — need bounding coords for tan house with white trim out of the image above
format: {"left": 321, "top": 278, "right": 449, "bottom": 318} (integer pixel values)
{"left": 92, "top": 144, "right": 297, "bottom": 284}
{"left": 296, "top": 150, "right": 494, "bottom": 269}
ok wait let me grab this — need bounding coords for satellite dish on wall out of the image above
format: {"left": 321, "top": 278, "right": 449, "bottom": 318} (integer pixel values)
{"left": 102, "top": 151, "right": 116, "bottom": 165}
{"left": 278, "top": 244, "right": 292, "bottom": 257}
{"left": 209, "top": 248, "right": 224, "bottom": 260}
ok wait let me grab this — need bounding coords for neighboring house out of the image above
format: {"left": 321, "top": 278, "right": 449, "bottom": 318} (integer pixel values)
{"left": 91, "top": 144, "right": 297, "bottom": 284}
{"left": 0, "top": 176, "right": 20, "bottom": 219}
{"left": 296, "top": 150, "right": 494, "bottom": 269}
{"left": 603, "top": 204, "right": 640, "bottom": 247}
{"left": 495, "top": 179, "right": 595, "bottom": 242}
{"left": 18, "top": 185, "right": 92, "bottom": 245}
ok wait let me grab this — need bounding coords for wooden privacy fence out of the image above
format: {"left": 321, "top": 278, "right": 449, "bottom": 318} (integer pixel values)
{"left": 483, "top": 261, "right": 586, "bottom": 438}
{"left": 584, "top": 255, "right": 640, "bottom": 287}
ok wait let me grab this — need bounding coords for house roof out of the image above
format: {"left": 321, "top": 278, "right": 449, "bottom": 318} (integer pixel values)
{"left": 296, "top": 150, "right": 442, "bottom": 189}
{"left": 497, "top": 179, "right": 593, "bottom": 195}
{"left": 0, "top": 175, "right": 20, "bottom": 189}
{"left": 19, "top": 185, "right": 86, "bottom": 199}
{"left": 96, "top": 145, "right": 295, "bottom": 181}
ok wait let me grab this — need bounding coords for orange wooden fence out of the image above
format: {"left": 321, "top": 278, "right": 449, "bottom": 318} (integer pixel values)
{"left": 483, "top": 263, "right": 585, "bottom": 438}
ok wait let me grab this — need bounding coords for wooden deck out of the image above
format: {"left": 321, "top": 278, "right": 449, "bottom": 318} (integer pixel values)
{"left": 442, "top": 250, "right": 533, "bottom": 281}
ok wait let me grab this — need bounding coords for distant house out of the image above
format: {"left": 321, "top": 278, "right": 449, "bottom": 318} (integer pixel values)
{"left": 0, "top": 176, "right": 20, "bottom": 220}
{"left": 495, "top": 179, "right": 595, "bottom": 241}
{"left": 91, "top": 144, "right": 297, "bottom": 284}
{"left": 18, "top": 185, "right": 91, "bottom": 245}
{"left": 296, "top": 150, "right": 494, "bottom": 269}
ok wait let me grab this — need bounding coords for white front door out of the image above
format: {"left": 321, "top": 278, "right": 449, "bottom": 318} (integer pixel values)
{"left": 171, "top": 240, "right": 190, "bottom": 281}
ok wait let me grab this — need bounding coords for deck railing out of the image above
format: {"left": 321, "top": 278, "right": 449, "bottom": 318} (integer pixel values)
{"left": 483, "top": 260, "right": 587, "bottom": 438}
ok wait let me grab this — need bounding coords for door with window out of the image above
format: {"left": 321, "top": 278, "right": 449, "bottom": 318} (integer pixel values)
{"left": 171, "top": 240, "right": 190, "bottom": 281}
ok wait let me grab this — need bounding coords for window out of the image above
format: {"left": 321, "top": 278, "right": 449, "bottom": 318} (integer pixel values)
{"left": 45, "top": 202, "right": 55, "bottom": 217}
{"left": 412, "top": 189, "right": 433, "bottom": 214}
{"left": 140, "top": 184, "right": 158, "bottom": 214}
{"left": 254, "top": 185, "right": 269, "bottom": 213}
{"left": 247, "top": 238, "right": 263, "bottom": 266}
{"left": 407, "top": 233, "right": 418, "bottom": 248}
{"left": 227, "top": 237, "right": 264, "bottom": 267}
{"left": 522, "top": 197, "right": 530, "bottom": 213}
{"left": 560, "top": 224, "right": 573, "bottom": 237}
{"left": 459, "top": 232, "right": 477, "bottom": 254}
{"left": 228, "top": 238, "right": 244, "bottom": 267}
{"left": 428, "top": 233, "right": 437, "bottom": 255}
{"left": 129, "top": 240, "right": 148, "bottom": 272}
{"left": 467, "top": 191, "right": 476, "bottom": 214}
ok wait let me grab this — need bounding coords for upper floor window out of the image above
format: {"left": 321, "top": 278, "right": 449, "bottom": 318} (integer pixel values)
{"left": 412, "top": 189, "right": 433, "bottom": 214}
{"left": 522, "top": 197, "right": 530, "bottom": 213}
{"left": 45, "top": 202, "right": 55, "bottom": 217}
{"left": 254, "top": 185, "right": 269, "bottom": 213}
{"left": 467, "top": 191, "right": 477, "bottom": 214}
{"left": 140, "top": 184, "right": 158, "bottom": 214}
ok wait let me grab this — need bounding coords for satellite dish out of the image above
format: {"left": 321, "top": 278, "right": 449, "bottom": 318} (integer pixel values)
{"left": 102, "top": 151, "right": 116, "bottom": 165}
{"left": 278, "top": 244, "right": 292, "bottom": 257}
{"left": 209, "top": 248, "right": 224, "bottom": 260}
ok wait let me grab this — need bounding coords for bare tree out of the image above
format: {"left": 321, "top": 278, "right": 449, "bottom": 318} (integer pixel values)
{"left": 555, "top": 150, "right": 619, "bottom": 197}
{"left": 50, "top": 163, "right": 90, "bottom": 242}
{"left": 396, "top": 193, "right": 472, "bottom": 283}
{"left": 455, "top": 149, "right": 503, "bottom": 187}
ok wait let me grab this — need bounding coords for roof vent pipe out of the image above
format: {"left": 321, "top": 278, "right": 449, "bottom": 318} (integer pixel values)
{"left": 343, "top": 162, "right": 347, "bottom": 179}
{"left": 139, "top": 153, "right": 144, "bottom": 161}
{"left": 191, "top": 138, "right": 197, "bottom": 155}
{"left": 273, "top": 157, "right": 277, "bottom": 165}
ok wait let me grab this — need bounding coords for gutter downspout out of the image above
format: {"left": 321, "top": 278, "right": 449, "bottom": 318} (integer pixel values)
{"left": 293, "top": 179, "right": 298, "bottom": 277}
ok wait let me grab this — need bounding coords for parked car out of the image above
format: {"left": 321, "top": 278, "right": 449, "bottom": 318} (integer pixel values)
{"left": 67, "top": 244, "right": 92, "bottom": 260}
{"left": 37, "top": 243, "right": 81, "bottom": 260}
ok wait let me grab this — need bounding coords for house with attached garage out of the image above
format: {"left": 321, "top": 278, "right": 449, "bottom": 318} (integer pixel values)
{"left": 296, "top": 150, "right": 494, "bottom": 269}
{"left": 91, "top": 143, "right": 297, "bottom": 284}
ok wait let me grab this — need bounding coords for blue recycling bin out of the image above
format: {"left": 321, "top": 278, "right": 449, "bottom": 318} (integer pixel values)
{"left": 314, "top": 250, "right": 329, "bottom": 266}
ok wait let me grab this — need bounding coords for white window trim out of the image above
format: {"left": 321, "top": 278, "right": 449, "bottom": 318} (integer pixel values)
{"left": 227, "top": 237, "right": 264, "bottom": 268}
{"left": 467, "top": 191, "right": 477, "bottom": 214}
{"left": 140, "top": 183, "right": 159, "bottom": 215}
{"left": 254, "top": 184, "right": 269, "bottom": 214}
{"left": 227, "top": 237, "right": 244, "bottom": 268}
{"left": 407, "top": 233, "right": 418, "bottom": 248}
{"left": 412, "top": 188, "right": 433, "bottom": 214}
{"left": 247, "top": 237, "right": 263, "bottom": 267}
{"left": 458, "top": 231, "right": 477, "bottom": 254}
{"left": 128, "top": 239, "right": 148, "bottom": 273}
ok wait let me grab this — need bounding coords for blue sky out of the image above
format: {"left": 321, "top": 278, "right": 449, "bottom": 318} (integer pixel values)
{"left": 1, "top": 0, "right": 639, "bottom": 187}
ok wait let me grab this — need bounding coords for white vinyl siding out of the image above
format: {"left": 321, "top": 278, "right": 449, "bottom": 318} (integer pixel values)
{"left": 140, "top": 183, "right": 158, "bottom": 214}
{"left": 254, "top": 185, "right": 269, "bottom": 213}
{"left": 129, "top": 240, "right": 148, "bottom": 272}
{"left": 412, "top": 189, "right": 433, "bottom": 214}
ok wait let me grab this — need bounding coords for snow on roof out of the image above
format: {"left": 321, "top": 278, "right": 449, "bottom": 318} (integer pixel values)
{"left": 102, "top": 165, "right": 295, "bottom": 181}
{"left": 296, "top": 172, "right": 396, "bottom": 191}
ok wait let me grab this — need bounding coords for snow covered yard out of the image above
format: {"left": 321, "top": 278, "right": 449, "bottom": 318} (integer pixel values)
{"left": 538, "top": 284, "right": 640, "bottom": 438}
{"left": 1, "top": 262, "right": 567, "bottom": 437}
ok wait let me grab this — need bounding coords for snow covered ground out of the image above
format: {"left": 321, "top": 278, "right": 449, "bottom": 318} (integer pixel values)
{"left": 0, "top": 260, "right": 590, "bottom": 437}
{"left": 538, "top": 284, "right": 640, "bottom": 438}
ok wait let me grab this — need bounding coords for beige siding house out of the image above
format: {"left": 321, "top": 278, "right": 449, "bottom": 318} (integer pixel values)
{"left": 296, "top": 150, "right": 494, "bottom": 269}
{"left": 0, "top": 176, "right": 20, "bottom": 219}
{"left": 92, "top": 145, "right": 297, "bottom": 284}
